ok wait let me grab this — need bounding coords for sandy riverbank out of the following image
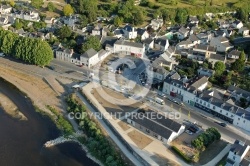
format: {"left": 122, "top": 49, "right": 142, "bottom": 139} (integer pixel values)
{"left": 0, "top": 93, "right": 27, "bottom": 120}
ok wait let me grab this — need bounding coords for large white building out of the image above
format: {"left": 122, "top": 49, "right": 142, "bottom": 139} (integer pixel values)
{"left": 210, "top": 36, "right": 234, "bottom": 52}
{"left": 113, "top": 39, "right": 145, "bottom": 58}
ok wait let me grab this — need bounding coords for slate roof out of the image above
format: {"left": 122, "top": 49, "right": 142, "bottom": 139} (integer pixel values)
{"left": 228, "top": 50, "right": 241, "bottom": 57}
{"left": 210, "top": 53, "right": 225, "bottom": 61}
{"left": 228, "top": 85, "right": 250, "bottom": 99}
{"left": 137, "top": 28, "right": 147, "bottom": 36}
{"left": 100, "top": 36, "right": 118, "bottom": 47}
{"left": 123, "top": 24, "right": 133, "bottom": 32}
{"left": 189, "top": 34, "right": 199, "bottom": 42}
{"left": 189, "top": 76, "right": 208, "bottom": 89}
{"left": 230, "top": 140, "right": 249, "bottom": 156}
{"left": 114, "top": 29, "right": 124, "bottom": 35}
{"left": 179, "top": 26, "right": 189, "bottom": 35}
{"left": 128, "top": 110, "right": 183, "bottom": 139}
{"left": 81, "top": 48, "right": 97, "bottom": 58}
{"left": 143, "top": 38, "right": 154, "bottom": 45}
{"left": 71, "top": 53, "right": 81, "bottom": 60}
{"left": 155, "top": 38, "right": 168, "bottom": 47}
{"left": 114, "top": 39, "right": 144, "bottom": 48}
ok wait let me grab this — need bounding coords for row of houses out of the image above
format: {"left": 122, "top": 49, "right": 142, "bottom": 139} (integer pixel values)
{"left": 56, "top": 47, "right": 111, "bottom": 68}
{"left": 161, "top": 71, "right": 250, "bottom": 132}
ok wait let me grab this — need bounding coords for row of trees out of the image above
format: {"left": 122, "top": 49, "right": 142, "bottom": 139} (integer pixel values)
{"left": 66, "top": 95, "right": 126, "bottom": 166}
{"left": 0, "top": 28, "right": 53, "bottom": 66}
{"left": 191, "top": 127, "right": 221, "bottom": 150}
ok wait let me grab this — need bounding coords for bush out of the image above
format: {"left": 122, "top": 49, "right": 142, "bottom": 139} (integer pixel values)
{"left": 171, "top": 146, "right": 193, "bottom": 163}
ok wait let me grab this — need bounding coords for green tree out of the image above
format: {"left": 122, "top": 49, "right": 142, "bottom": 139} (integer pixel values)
{"left": 239, "top": 51, "right": 246, "bottom": 62}
{"left": 56, "top": 26, "right": 72, "bottom": 39}
{"left": 175, "top": 8, "right": 188, "bottom": 24}
{"left": 133, "top": 8, "right": 144, "bottom": 25}
{"left": 214, "top": 61, "right": 225, "bottom": 75}
{"left": 9, "top": 0, "right": 15, "bottom": 7}
{"left": 47, "top": 2, "right": 55, "bottom": 12}
{"left": 113, "top": 16, "right": 122, "bottom": 27}
{"left": 231, "top": 59, "right": 245, "bottom": 72}
{"left": 31, "top": 0, "right": 43, "bottom": 9}
{"left": 13, "top": 19, "right": 23, "bottom": 29}
{"left": 81, "top": 36, "right": 101, "bottom": 53}
{"left": 63, "top": 4, "right": 74, "bottom": 16}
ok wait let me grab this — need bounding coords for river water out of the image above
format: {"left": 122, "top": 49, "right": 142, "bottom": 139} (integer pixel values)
{"left": 0, "top": 79, "right": 98, "bottom": 166}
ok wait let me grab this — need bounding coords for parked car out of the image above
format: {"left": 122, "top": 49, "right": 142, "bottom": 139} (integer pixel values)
{"left": 219, "top": 122, "right": 227, "bottom": 127}
{"left": 185, "top": 130, "right": 193, "bottom": 135}
{"left": 158, "top": 93, "right": 166, "bottom": 98}
{"left": 0, "top": 53, "right": 5, "bottom": 57}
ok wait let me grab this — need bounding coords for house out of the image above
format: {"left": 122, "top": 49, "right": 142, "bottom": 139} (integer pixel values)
{"left": 188, "top": 16, "right": 199, "bottom": 25}
{"left": 232, "top": 20, "right": 244, "bottom": 29}
{"left": 92, "top": 24, "right": 102, "bottom": 36}
{"left": 98, "top": 49, "right": 111, "bottom": 61}
{"left": 127, "top": 110, "right": 185, "bottom": 144}
{"left": 113, "top": 39, "right": 145, "bottom": 58}
{"left": 151, "top": 57, "right": 170, "bottom": 81}
{"left": 150, "top": 18, "right": 163, "bottom": 31}
{"left": 14, "top": 10, "right": 40, "bottom": 22}
{"left": 137, "top": 28, "right": 149, "bottom": 41}
{"left": 154, "top": 37, "right": 169, "bottom": 51}
{"left": 208, "top": 53, "right": 226, "bottom": 67}
{"left": 100, "top": 36, "right": 118, "bottom": 52}
{"left": 188, "top": 34, "right": 201, "bottom": 45}
{"left": 0, "top": 16, "right": 8, "bottom": 25}
{"left": 218, "top": 20, "right": 231, "bottom": 29}
{"left": 177, "top": 27, "right": 189, "bottom": 40}
{"left": 63, "top": 15, "right": 79, "bottom": 27}
{"left": 239, "top": 27, "right": 249, "bottom": 37}
{"left": 197, "top": 68, "right": 214, "bottom": 77}
{"left": 226, "top": 140, "right": 250, "bottom": 166}
{"left": 143, "top": 38, "right": 154, "bottom": 52}
{"left": 44, "top": 17, "right": 55, "bottom": 24}
{"left": 215, "top": 30, "right": 227, "bottom": 37}
{"left": 176, "top": 40, "right": 193, "bottom": 50}
{"left": 197, "top": 32, "right": 213, "bottom": 44}
{"left": 210, "top": 36, "right": 234, "bottom": 52}
{"left": 80, "top": 48, "right": 99, "bottom": 68}
{"left": 228, "top": 50, "right": 241, "bottom": 59}
{"left": 122, "top": 24, "right": 137, "bottom": 39}
{"left": 113, "top": 29, "right": 124, "bottom": 38}
{"left": 56, "top": 48, "right": 74, "bottom": 62}
{"left": 191, "top": 44, "right": 216, "bottom": 61}
{"left": 163, "top": 73, "right": 209, "bottom": 101}
{"left": 0, "top": 5, "right": 12, "bottom": 14}
{"left": 227, "top": 85, "right": 250, "bottom": 102}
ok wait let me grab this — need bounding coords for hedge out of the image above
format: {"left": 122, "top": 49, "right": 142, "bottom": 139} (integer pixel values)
{"left": 171, "top": 146, "right": 192, "bottom": 163}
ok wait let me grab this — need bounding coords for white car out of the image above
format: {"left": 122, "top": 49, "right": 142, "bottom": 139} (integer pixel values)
{"left": 185, "top": 130, "right": 193, "bottom": 135}
{"left": 0, "top": 53, "right": 5, "bottom": 57}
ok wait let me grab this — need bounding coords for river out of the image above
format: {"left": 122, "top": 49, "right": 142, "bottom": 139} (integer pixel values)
{"left": 0, "top": 78, "right": 98, "bottom": 166}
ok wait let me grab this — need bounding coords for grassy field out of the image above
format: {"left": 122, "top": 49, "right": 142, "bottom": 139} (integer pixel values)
{"left": 148, "top": 0, "right": 239, "bottom": 8}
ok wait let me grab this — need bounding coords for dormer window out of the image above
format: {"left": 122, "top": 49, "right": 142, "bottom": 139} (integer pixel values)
{"left": 209, "top": 98, "right": 213, "bottom": 103}
{"left": 221, "top": 103, "right": 225, "bottom": 108}
{"left": 230, "top": 107, "right": 234, "bottom": 112}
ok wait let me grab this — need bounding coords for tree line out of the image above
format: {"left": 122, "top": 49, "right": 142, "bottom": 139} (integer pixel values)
{"left": 191, "top": 127, "right": 221, "bottom": 150}
{"left": 66, "top": 95, "right": 126, "bottom": 166}
{"left": 0, "top": 28, "right": 53, "bottom": 66}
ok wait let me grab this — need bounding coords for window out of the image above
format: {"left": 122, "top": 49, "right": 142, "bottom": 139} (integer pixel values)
{"left": 213, "top": 106, "right": 215, "bottom": 110}
{"left": 226, "top": 113, "right": 228, "bottom": 115}
{"left": 244, "top": 120, "right": 245, "bottom": 123}
{"left": 238, "top": 118, "right": 240, "bottom": 120}
{"left": 146, "top": 129, "right": 150, "bottom": 133}
{"left": 220, "top": 110, "right": 222, "bottom": 113}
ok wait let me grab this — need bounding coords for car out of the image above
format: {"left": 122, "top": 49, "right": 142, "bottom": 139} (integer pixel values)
{"left": 158, "top": 93, "right": 166, "bottom": 98}
{"left": 219, "top": 123, "right": 227, "bottom": 127}
{"left": 47, "top": 66, "right": 55, "bottom": 70}
{"left": 185, "top": 130, "right": 193, "bottom": 135}
{"left": 0, "top": 53, "right": 5, "bottom": 57}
